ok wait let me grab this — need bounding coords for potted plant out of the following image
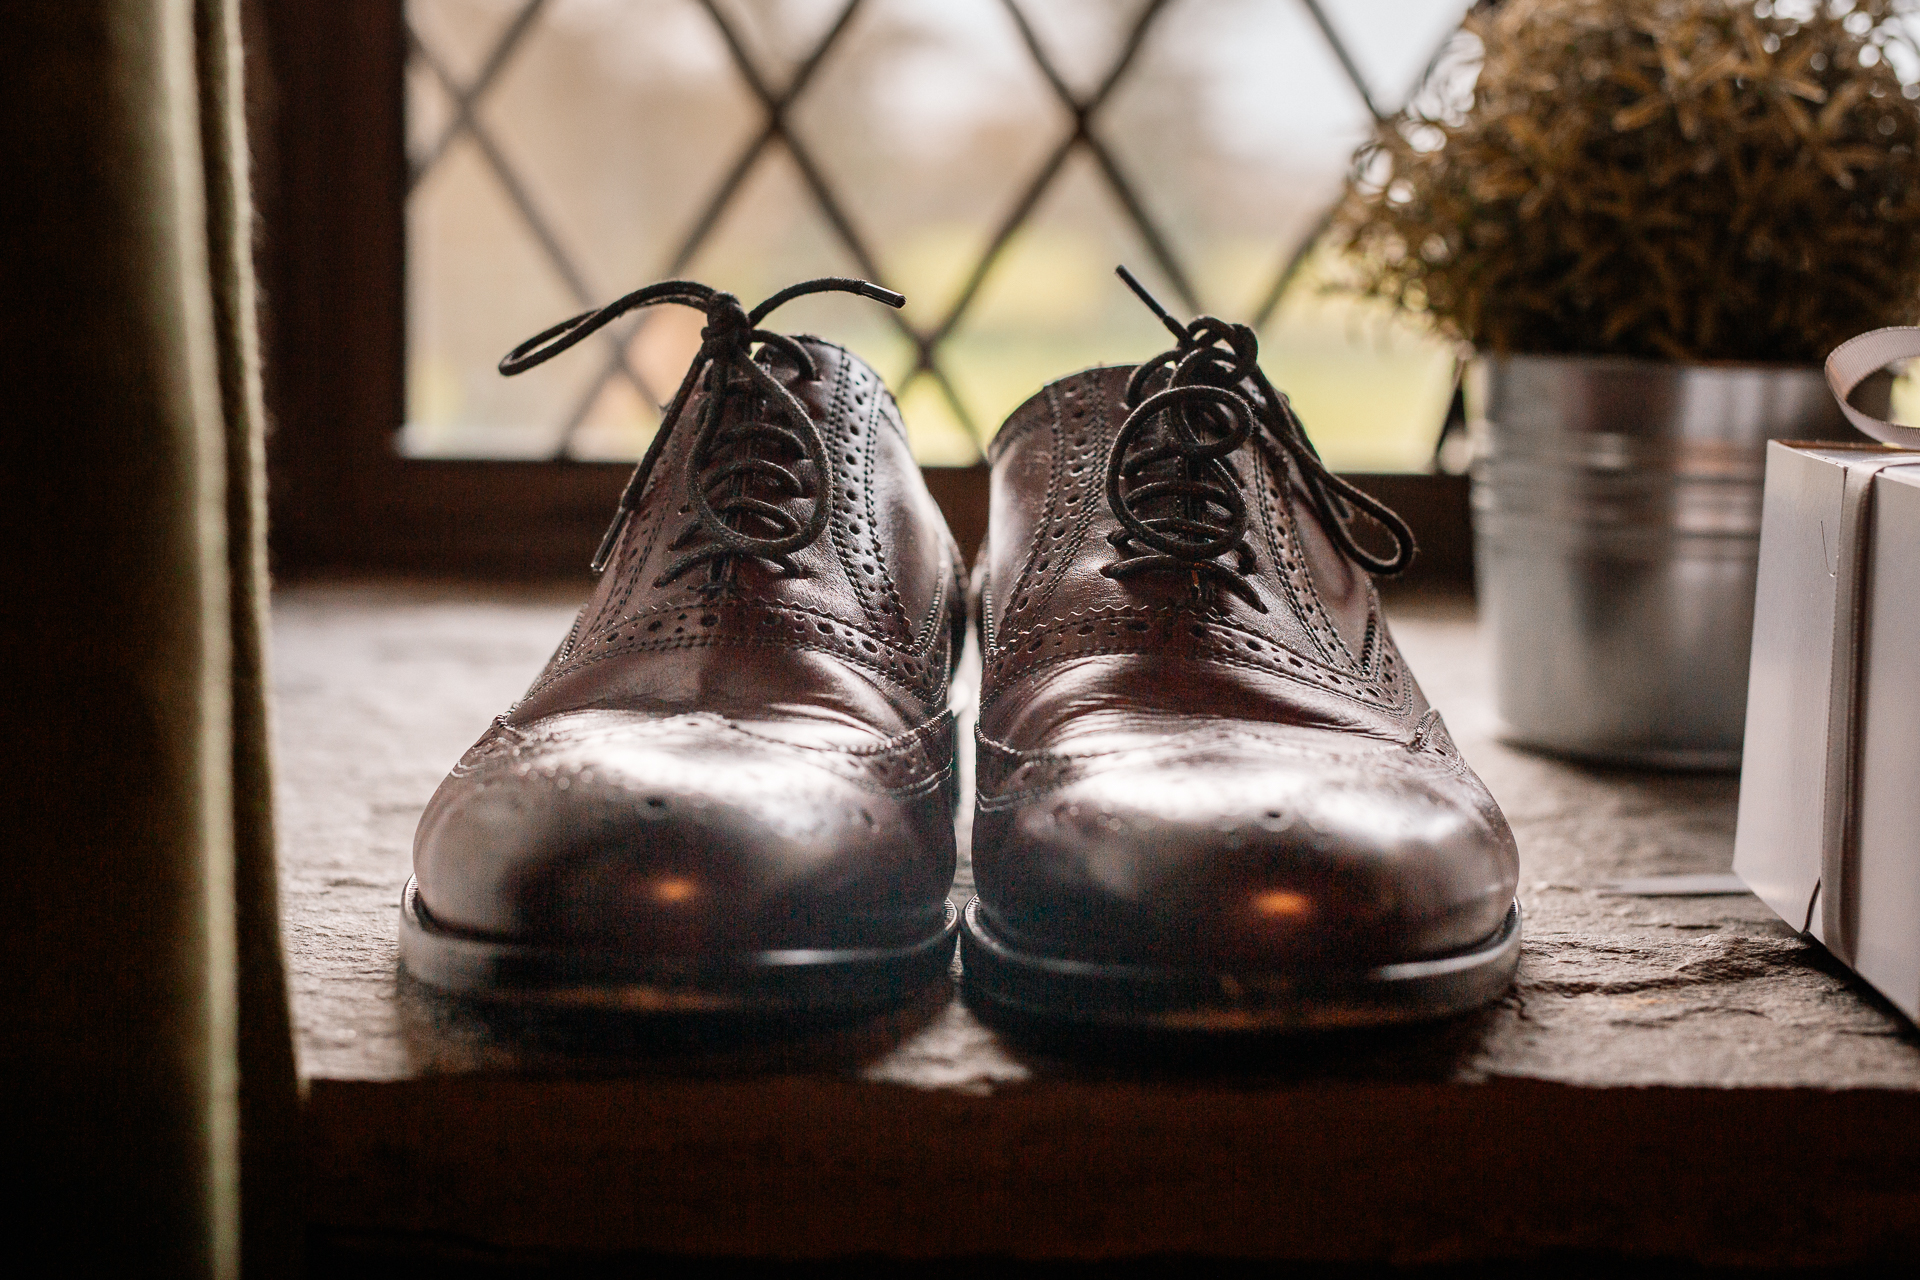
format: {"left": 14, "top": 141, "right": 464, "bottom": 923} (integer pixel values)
{"left": 1338, "top": 0, "right": 1920, "bottom": 767}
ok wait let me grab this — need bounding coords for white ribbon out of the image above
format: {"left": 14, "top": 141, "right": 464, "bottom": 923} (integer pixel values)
{"left": 1826, "top": 326, "right": 1920, "bottom": 449}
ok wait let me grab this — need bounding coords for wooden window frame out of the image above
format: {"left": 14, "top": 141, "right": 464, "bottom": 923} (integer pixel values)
{"left": 254, "top": 3, "right": 1469, "bottom": 587}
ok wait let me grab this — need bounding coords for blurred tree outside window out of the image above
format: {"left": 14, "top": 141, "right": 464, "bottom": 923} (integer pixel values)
{"left": 404, "top": 0, "right": 1472, "bottom": 469}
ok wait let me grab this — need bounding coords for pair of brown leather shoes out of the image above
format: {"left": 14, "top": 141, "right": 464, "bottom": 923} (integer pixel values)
{"left": 402, "top": 273, "right": 1520, "bottom": 1030}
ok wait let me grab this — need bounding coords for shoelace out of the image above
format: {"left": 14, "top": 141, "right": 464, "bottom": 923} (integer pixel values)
{"left": 1102, "top": 267, "right": 1416, "bottom": 612}
{"left": 500, "top": 277, "right": 905, "bottom": 582}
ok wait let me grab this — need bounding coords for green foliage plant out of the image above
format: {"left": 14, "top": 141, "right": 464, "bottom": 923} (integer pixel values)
{"left": 1339, "top": 0, "right": 1920, "bottom": 362}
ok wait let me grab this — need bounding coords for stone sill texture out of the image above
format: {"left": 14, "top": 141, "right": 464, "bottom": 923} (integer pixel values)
{"left": 275, "top": 583, "right": 1920, "bottom": 1266}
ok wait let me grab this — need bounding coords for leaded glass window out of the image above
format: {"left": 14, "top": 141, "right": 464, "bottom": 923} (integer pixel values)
{"left": 404, "top": 0, "right": 1472, "bottom": 468}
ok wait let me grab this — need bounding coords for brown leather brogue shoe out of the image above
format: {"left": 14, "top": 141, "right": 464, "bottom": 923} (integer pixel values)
{"left": 403, "top": 279, "right": 967, "bottom": 1014}
{"left": 960, "top": 270, "right": 1521, "bottom": 1030}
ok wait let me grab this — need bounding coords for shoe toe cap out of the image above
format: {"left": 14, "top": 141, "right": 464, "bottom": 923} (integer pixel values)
{"left": 414, "top": 713, "right": 954, "bottom": 953}
{"left": 974, "top": 739, "right": 1517, "bottom": 968}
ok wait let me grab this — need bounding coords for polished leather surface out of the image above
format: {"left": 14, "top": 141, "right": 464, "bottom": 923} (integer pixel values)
{"left": 972, "top": 366, "right": 1520, "bottom": 969}
{"left": 414, "top": 338, "right": 966, "bottom": 955}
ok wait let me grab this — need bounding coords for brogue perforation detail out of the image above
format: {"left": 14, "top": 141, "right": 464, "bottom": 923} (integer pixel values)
{"left": 452, "top": 709, "right": 956, "bottom": 799}
{"left": 987, "top": 367, "right": 1115, "bottom": 464}
{"left": 963, "top": 287, "right": 1516, "bottom": 1016}
{"left": 983, "top": 368, "right": 1408, "bottom": 705}
{"left": 821, "top": 354, "right": 906, "bottom": 639}
{"left": 989, "top": 373, "right": 1124, "bottom": 662}
{"left": 972, "top": 729, "right": 1077, "bottom": 801}
{"left": 915, "top": 576, "right": 947, "bottom": 655}
{"left": 979, "top": 600, "right": 1415, "bottom": 716}
{"left": 586, "top": 410, "right": 695, "bottom": 642}
{"left": 547, "top": 343, "right": 962, "bottom": 702}
{"left": 974, "top": 716, "right": 1464, "bottom": 809}
{"left": 1035, "top": 378, "right": 1114, "bottom": 617}
{"left": 1252, "top": 441, "right": 1354, "bottom": 671}
{"left": 976, "top": 566, "right": 998, "bottom": 654}
{"left": 533, "top": 610, "right": 951, "bottom": 707}
{"left": 414, "top": 278, "right": 960, "bottom": 1005}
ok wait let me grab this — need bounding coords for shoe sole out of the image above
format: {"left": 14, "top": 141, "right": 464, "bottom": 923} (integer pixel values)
{"left": 400, "top": 877, "right": 959, "bottom": 1017}
{"left": 958, "top": 896, "right": 1522, "bottom": 1032}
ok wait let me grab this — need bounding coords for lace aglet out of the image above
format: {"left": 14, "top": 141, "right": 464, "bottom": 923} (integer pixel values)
{"left": 855, "top": 283, "right": 907, "bottom": 309}
{"left": 1116, "top": 266, "right": 1189, "bottom": 343}
{"left": 588, "top": 508, "right": 631, "bottom": 575}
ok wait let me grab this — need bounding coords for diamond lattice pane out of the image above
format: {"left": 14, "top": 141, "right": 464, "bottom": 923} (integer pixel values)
{"left": 403, "top": 136, "right": 611, "bottom": 457}
{"left": 787, "top": 0, "right": 1069, "bottom": 332}
{"left": 1091, "top": 0, "right": 1461, "bottom": 470}
{"left": 1099, "top": 0, "right": 1373, "bottom": 317}
{"left": 704, "top": 0, "right": 855, "bottom": 95}
{"left": 674, "top": 143, "right": 956, "bottom": 451}
{"left": 408, "top": 0, "right": 531, "bottom": 83}
{"left": 1313, "top": 0, "right": 1476, "bottom": 116}
{"left": 476, "top": 0, "right": 764, "bottom": 303}
{"left": 938, "top": 149, "right": 1177, "bottom": 441}
{"left": 406, "top": 0, "right": 1476, "bottom": 469}
{"left": 1003, "top": 0, "right": 1164, "bottom": 101}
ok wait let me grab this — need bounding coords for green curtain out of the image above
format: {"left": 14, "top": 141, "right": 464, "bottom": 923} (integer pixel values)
{"left": 0, "top": 2, "right": 299, "bottom": 1275}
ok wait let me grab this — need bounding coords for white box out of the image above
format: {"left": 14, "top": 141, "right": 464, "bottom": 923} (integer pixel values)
{"left": 1735, "top": 441, "right": 1920, "bottom": 1020}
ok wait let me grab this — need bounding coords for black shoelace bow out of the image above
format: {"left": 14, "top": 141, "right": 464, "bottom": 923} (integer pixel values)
{"left": 1102, "top": 267, "right": 1416, "bottom": 612}
{"left": 500, "top": 277, "right": 905, "bottom": 583}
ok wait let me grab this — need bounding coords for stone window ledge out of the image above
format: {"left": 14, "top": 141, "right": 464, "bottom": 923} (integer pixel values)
{"left": 277, "top": 583, "right": 1920, "bottom": 1268}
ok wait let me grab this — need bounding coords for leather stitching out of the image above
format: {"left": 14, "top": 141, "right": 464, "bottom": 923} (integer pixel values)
{"left": 460, "top": 747, "right": 954, "bottom": 801}
{"left": 823, "top": 354, "right": 901, "bottom": 640}
{"left": 980, "top": 634, "right": 1417, "bottom": 717}
{"left": 454, "top": 710, "right": 955, "bottom": 795}
{"left": 983, "top": 370, "right": 1400, "bottom": 705}
{"left": 863, "top": 389, "right": 923, "bottom": 644}
{"left": 1251, "top": 445, "right": 1332, "bottom": 666}
{"left": 913, "top": 570, "right": 947, "bottom": 657}
{"left": 1259, "top": 443, "right": 1346, "bottom": 668}
{"left": 980, "top": 599, "right": 1415, "bottom": 714}
{"left": 988, "top": 371, "right": 1118, "bottom": 667}
{"left": 528, "top": 611, "right": 950, "bottom": 704}
{"left": 601, "top": 381, "right": 702, "bottom": 629}
{"left": 985, "top": 380, "right": 1059, "bottom": 462}
{"left": 973, "top": 717, "right": 1465, "bottom": 805}
{"left": 726, "top": 709, "right": 955, "bottom": 759}
{"left": 1035, "top": 376, "right": 1110, "bottom": 621}
{"left": 996, "top": 382, "right": 1067, "bottom": 655}
{"left": 477, "top": 707, "right": 952, "bottom": 762}
{"left": 795, "top": 335, "right": 911, "bottom": 448}
{"left": 545, "top": 345, "right": 958, "bottom": 704}
{"left": 977, "top": 565, "right": 996, "bottom": 654}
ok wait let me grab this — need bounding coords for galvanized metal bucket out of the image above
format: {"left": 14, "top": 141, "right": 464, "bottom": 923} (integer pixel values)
{"left": 1467, "top": 354, "right": 1861, "bottom": 769}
